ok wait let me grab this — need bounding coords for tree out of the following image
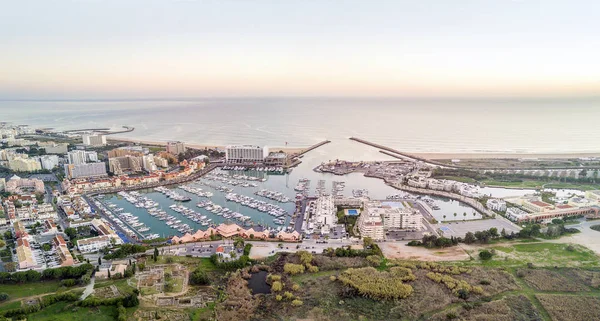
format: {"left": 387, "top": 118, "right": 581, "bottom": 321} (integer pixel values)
{"left": 64, "top": 227, "right": 77, "bottom": 240}
{"left": 0, "top": 293, "right": 8, "bottom": 302}
{"left": 489, "top": 227, "right": 499, "bottom": 238}
{"left": 453, "top": 213, "right": 457, "bottom": 218}
{"left": 463, "top": 232, "right": 475, "bottom": 244}
{"left": 107, "top": 269, "right": 111, "bottom": 279}
{"left": 153, "top": 247, "right": 159, "bottom": 262}
{"left": 98, "top": 257, "right": 102, "bottom": 266}
{"left": 138, "top": 263, "right": 145, "bottom": 271}
{"left": 443, "top": 215, "right": 446, "bottom": 220}
{"left": 189, "top": 268, "right": 209, "bottom": 285}
{"left": 42, "top": 243, "right": 52, "bottom": 252}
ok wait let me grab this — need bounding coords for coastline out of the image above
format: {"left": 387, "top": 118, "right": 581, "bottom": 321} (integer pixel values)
{"left": 411, "top": 152, "right": 600, "bottom": 160}
{"left": 106, "top": 136, "right": 305, "bottom": 154}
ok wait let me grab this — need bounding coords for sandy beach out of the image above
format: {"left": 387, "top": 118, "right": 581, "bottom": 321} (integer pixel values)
{"left": 106, "top": 136, "right": 305, "bottom": 154}
{"left": 411, "top": 152, "right": 600, "bottom": 160}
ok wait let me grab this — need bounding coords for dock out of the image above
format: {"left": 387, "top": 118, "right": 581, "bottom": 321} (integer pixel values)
{"left": 286, "top": 140, "right": 331, "bottom": 168}
{"left": 349, "top": 137, "right": 455, "bottom": 168}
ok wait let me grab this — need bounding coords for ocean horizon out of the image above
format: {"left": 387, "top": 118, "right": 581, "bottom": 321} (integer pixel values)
{"left": 2, "top": 97, "right": 600, "bottom": 155}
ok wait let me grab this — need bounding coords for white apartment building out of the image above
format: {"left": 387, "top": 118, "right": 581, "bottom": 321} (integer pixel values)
{"left": 67, "top": 150, "right": 97, "bottom": 165}
{"left": 77, "top": 235, "right": 112, "bottom": 253}
{"left": 310, "top": 195, "right": 337, "bottom": 234}
{"left": 142, "top": 155, "right": 157, "bottom": 172}
{"left": 225, "top": 145, "right": 268, "bottom": 163}
{"left": 81, "top": 134, "right": 106, "bottom": 146}
{"left": 39, "top": 155, "right": 59, "bottom": 170}
{"left": 166, "top": 141, "right": 186, "bottom": 155}
{"left": 154, "top": 155, "right": 169, "bottom": 168}
{"left": 39, "top": 142, "right": 68, "bottom": 154}
{"left": 506, "top": 207, "right": 530, "bottom": 221}
{"left": 486, "top": 199, "right": 507, "bottom": 212}
{"left": 357, "top": 211, "right": 384, "bottom": 240}
{"left": 358, "top": 202, "right": 423, "bottom": 239}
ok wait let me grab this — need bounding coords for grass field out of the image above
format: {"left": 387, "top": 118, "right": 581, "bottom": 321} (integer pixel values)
{"left": 149, "top": 256, "right": 217, "bottom": 271}
{"left": 0, "top": 281, "right": 62, "bottom": 300}
{"left": 0, "top": 300, "right": 21, "bottom": 312}
{"left": 94, "top": 278, "right": 136, "bottom": 295}
{"left": 468, "top": 242, "right": 600, "bottom": 268}
{"left": 27, "top": 301, "right": 117, "bottom": 321}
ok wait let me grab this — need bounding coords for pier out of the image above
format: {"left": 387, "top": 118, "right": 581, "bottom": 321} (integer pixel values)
{"left": 286, "top": 140, "right": 331, "bottom": 168}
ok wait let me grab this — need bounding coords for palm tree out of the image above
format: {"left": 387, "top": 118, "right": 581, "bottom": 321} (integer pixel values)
{"left": 463, "top": 213, "right": 467, "bottom": 218}
{"left": 473, "top": 212, "right": 476, "bottom": 217}
{"left": 443, "top": 215, "right": 446, "bottom": 220}
{"left": 453, "top": 212, "right": 457, "bottom": 218}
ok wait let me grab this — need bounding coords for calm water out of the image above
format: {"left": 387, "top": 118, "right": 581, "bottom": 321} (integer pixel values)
{"left": 3, "top": 98, "right": 600, "bottom": 154}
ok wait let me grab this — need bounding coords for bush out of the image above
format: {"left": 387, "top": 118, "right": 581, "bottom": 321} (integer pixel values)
{"left": 338, "top": 267, "right": 413, "bottom": 300}
{"left": 189, "top": 268, "right": 210, "bottom": 285}
{"left": 283, "top": 291, "right": 294, "bottom": 300}
{"left": 566, "top": 245, "right": 575, "bottom": 252}
{"left": 275, "top": 295, "right": 282, "bottom": 301}
{"left": 479, "top": 280, "right": 491, "bottom": 285}
{"left": 407, "top": 240, "right": 422, "bottom": 246}
{"left": 306, "top": 264, "right": 319, "bottom": 273}
{"left": 284, "top": 263, "right": 305, "bottom": 275}
{"left": 366, "top": 255, "right": 383, "bottom": 266}
{"left": 291, "top": 299, "right": 303, "bottom": 306}
{"left": 329, "top": 275, "right": 337, "bottom": 281}
{"left": 479, "top": 250, "right": 493, "bottom": 261}
{"left": 446, "top": 312, "right": 458, "bottom": 320}
{"left": 297, "top": 251, "right": 313, "bottom": 265}
{"left": 60, "top": 279, "right": 77, "bottom": 287}
{"left": 0, "top": 293, "right": 8, "bottom": 302}
{"left": 292, "top": 284, "right": 300, "bottom": 291}
{"left": 271, "top": 281, "right": 283, "bottom": 292}
{"left": 165, "top": 256, "right": 174, "bottom": 263}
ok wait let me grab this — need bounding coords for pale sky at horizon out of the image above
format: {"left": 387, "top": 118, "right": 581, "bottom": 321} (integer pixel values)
{"left": 1, "top": 0, "right": 599, "bottom": 99}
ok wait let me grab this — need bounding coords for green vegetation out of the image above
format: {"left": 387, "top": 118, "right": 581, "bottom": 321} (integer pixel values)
{"left": 338, "top": 267, "right": 414, "bottom": 300}
{"left": 0, "top": 282, "right": 62, "bottom": 300}
{"left": 591, "top": 224, "right": 600, "bottom": 232}
{"left": 27, "top": 301, "right": 117, "bottom": 321}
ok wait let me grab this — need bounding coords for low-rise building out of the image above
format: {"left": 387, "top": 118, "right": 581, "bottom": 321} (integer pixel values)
{"left": 5, "top": 175, "right": 45, "bottom": 194}
{"left": 486, "top": 199, "right": 507, "bottom": 212}
{"left": 38, "top": 142, "right": 68, "bottom": 154}
{"left": 52, "top": 235, "right": 75, "bottom": 266}
{"left": 264, "top": 152, "right": 287, "bottom": 166}
{"left": 506, "top": 207, "right": 529, "bottom": 221}
{"left": 16, "top": 238, "right": 37, "bottom": 269}
{"left": 77, "top": 235, "right": 112, "bottom": 253}
{"left": 38, "top": 155, "right": 59, "bottom": 170}
{"left": 522, "top": 199, "right": 555, "bottom": 213}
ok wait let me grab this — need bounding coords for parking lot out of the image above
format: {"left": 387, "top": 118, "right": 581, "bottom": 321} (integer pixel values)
{"left": 435, "top": 218, "right": 521, "bottom": 238}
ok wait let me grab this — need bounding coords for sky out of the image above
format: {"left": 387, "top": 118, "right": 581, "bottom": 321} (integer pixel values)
{"left": 1, "top": 0, "right": 599, "bottom": 99}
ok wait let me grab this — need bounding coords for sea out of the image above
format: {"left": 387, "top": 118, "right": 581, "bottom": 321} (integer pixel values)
{"left": 2, "top": 98, "right": 592, "bottom": 237}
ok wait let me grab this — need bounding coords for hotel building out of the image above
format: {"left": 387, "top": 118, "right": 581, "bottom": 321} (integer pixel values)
{"left": 225, "top": 145, "right": 268, "bottom": 163}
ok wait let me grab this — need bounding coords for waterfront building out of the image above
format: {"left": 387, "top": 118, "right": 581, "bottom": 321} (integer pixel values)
{"left": 38, "top": 142, "right": 68, "bottom": 154}
{"left": 166, "top": 141, "right": 186, "bottom": 155}
{"left": 81, "top": 134, "right": 106, "bottom": 146}
{"left": 52, "top": 235, "right": 75, "bottom": 266}
{"left": 242, "top": 228, "right": 269, "bottom": 239}
{"left": 64, "top": 162, "right": 107, "bottom": 179}
{"left": 486, "top": 199, "right": 507, "bottom": 212}
{"left": 38, "top": 154, "right": 59, "bottom": 170}
{"left": 264, "top": 152, "right": 287, "bottom": 166}
{"left": 8, "top": 156, "right": 42, "bottom": 172}
{"left": 109, "top": 155, "right": 142, "bottom": 175}
{"left": 309, "top": 195, "right": 338, "bottom": 234}
{"left": 16, "top": 237, "right": 37, "bottom": 269}
{"left": 77, "top": 235, "right": 112, "bottom": 253}
{"left": 277, "top": 230, "right": 301, "bottom": 241}
{"left": 5, "top": 175, "right": 45, "bottom": 194}
{"left": 407, "top": 177, "right": 428, "bottom": 189}
{"left": 216, "top": 223, "right": 244, "bottom": 238}
{"left": 225, "top": 145, "right": 267, "bottom": 163}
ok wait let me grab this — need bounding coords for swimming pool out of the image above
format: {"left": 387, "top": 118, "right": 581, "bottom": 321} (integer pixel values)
{"left": 347, "top": 209, "right": 358, "bottom": 215}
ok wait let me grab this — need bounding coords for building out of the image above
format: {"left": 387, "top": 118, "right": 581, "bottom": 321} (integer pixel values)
{"left": 107, "top": 147, "right": 144, "bottom": 158}
{"left": 77, "top": 235, "right": 112, "bottom": 253}
{"left": 81, "top": 134, "right": 106, "bottom": 146}
{"left": 585, "top": 190, "right": 600, "bottom": 202}
{"left": 16, "top": 238, "right": 37, "bottom": 269}
{"left": 142, "top": 155, "right": 157, "bottom": 172}
{"left": 357, "top": 210, "right": 384, "bottom": 240}
{"left": 153, "top": 155, "right": 169, "bottom": 168}
{"left": 264, "top": 152, "right": 287, "bottom": 166}
{"left": 5, "top": 175, "right": 45, "bottom": 194}
{"left": 365, "top": 201, "right": 423, "bottom": 232}
{"left": 108, "top": 155, "right": 142, "bottom": 175}
{"left": 506, "top": 207, "right": 529, "bottom": 221}
{"left": 38, "top": 155, "right": 59, "bottom": 170}
{"left": 67, "top": 150, "right": 97, "bottom": 165}
{"left": 8, "top": 156, "right": 42, "bottom": 172}
{"left": 486, "top": 199, "right": 507, "bottom": 212}
{"left": 309, "top": 195, "right": 337, "bottom": 234}
{"left": 166, "top": 141, "right": 186, "bottom": 155}
{"left": 38, "top": 142, "right": 68, "bottom": 154}
{"left": 0, "top": 178, "right": 4, "bottom": 192}
{"left": 522, "top": 199, "right": 555, "bottom": 213}
{"left": 225, "top": 145, "right": 267, "bottom": 163}
{"left": 64, "top": 162, "right": 107, "bottom": 179}
{"left": 52, "top": 235, "right": 75, "bottom": 266}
